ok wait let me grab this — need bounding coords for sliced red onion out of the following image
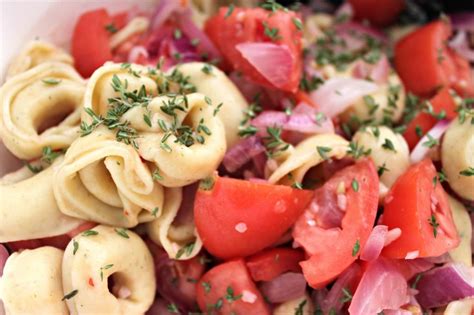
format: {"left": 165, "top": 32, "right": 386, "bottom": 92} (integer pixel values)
{"left": 251, "top": 111, "right": 288, "bottom": 135}
{"left": 0, "top": 244, "right": 8, "bottom": 277}
{"left": 146, "top": 298, "right": 180, "bottom": 315}
{"left": 352, "top": 55, "right": 390, "bottom": 84}
{"left": 128, "top": 46, "right": 149, "bottom": 63}
{"left": 150, "top": 0, "right": 182, "bottom": 30}
{"left": 382, "top": 309, "right": 412, "bottom": 315}
{"left": 424, "top": 253, "right": 453, "bottom": 265}
{"left": 360, "top": 225, "right": 388, "bottom": 262}
{"left": 415, "top": 263, "right": 474, "bottom": 308}
{"left": 178, "top": 10, "right": 222, "bottom": 61}
{"left": 349, "top": 258, "right": 409, "bottom": 315}
{"left": 309, "top": 78, "right": 378, "bottom": 118}
{"left": 222, "top": 136, "right": 265, "bottom": 173}
{"left": 259, "top": 272, "right": 307, "bottom": 303}
{"left": 335, "top": 2, "right": 353, "bottom": 21}
{"left": 450, "top": 13, "right": 474, "bottom": 32}
{"left": 393, "top": 259, "right": 434, "bottom": 281}
{"left": 286, "top": 103, "right": 335, "bottom": 134}
{"left": 410, "top": 119, "right": 450, "bottom": 163}
{"left": 334, "top": 22, "right": 388, "bottom": 45}
{"left": 321, "top": 263, "right": 361, "bottom": 313}
{"left": 236, "top": 43, "right": 294, "bottom": 90}
{"left": 449, "top": 31, "right": 474, "bottom": 62}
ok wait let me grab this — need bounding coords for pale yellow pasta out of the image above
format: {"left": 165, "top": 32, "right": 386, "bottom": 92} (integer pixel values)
{"left": 0, "top": 62, "right": 85, "bottom": 160}
{"left": 6, "top": 40, "right": 73, "bottom": 79}
{"left": 0, "top": 156, "right": 84, "bottom": 242}
{"left": 268, "top": 134, "right": 349, "bottom": 185}
{"left": 110, "top": 17, "right": 150, "bottom": 50}
{"left": 353, "top": 126, "right": 409, "bottom": 188}
{"left": 0, "top": 247, "right": 68, "bottom": 315}
{"left": 341, "top": 73, "right": 406, "bottom": 124}
{"left": 62, "top": 225, "right": 156, "bottom": 315}
{"left": 448, "top": 196, "right": 472, "bottom": 267}
{"left": 124, "top": 93, "right": 226, "bottom": 187}
{"left": 53, "top": 128, "right": 164, "bottom": 227}
{"left": 171, "top": 62, "right": 249, "bottom": 147}
{"left": 146, "top": 187, "right": 203, "bottom": 260}
{"left": 441, "top": 116, "right": 474, "bottom": 201}
{"left": 273, "top": 294, "right": 314, "bottom": 315}
{"left": 444, "top": 299, "right": 473, "bottom": 315}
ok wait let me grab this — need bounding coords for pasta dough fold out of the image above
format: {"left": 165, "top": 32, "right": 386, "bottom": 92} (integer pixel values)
{"left": 0, "top": 157, "right": 84, "bottom": 242}
{"left": 0, "top": 247, "right": 68, "bottom": 315}
{"left": 0, "top": 62, "right": 85, "bottom": 159}
{"left": 53, "top": 128, "right": 164, "bottom": 227}
{"left": 146, "top": 187, "right": 203, "bottom": 260}
{"left": 62, "top": 225, "right": 156, "bottom": 315}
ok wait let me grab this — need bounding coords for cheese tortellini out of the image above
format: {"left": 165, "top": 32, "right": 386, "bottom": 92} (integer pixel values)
{"left": 62, "top": 225, "right": 156, "bottom": 315}
{"left": 0, "top": 156, "right": 84, "bottom": 242}
{"left": 6, "top": 41, "right": 73, "bottom": 79}
{"left": 146, "top": 187, "right": 202, "bottom": 260}
{"left": 0, "top": 247, "right": 68, "bottom": 315}
{"left": 0, "top": 62, "right": 85, "bottom": 159}
{"left": 53, "top": 128, "right": 164, "bottom": 227}
{"left": 441, "top": 116, "right": 474, "bottom": 201}
{"left": 353, "top": 126, "right": 410, "bottom": 188}
{"left": 268, "top": 133, "right": 349, "bottom": 185}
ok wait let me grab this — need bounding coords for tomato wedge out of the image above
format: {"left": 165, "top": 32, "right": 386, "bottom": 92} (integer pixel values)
{"left": 194, "top": 176, "right": 313, "bottom": 259}
{"left": 293, "top": 159, "right": 379, "bottom": 288}
{"left": 382, "top": 159, "right": 460, "bottom": 258}
{"left": 205, "top": 7, "right": 302, "bottom": 92}
{"left": 246, "top": 247, "right": 304, "bottom": 282}
{"left": 394, "top": 20, "right": 473, "bottom": 97}
{"left": 349, "top": 0, "right": 405, "bottom": 27}
{"left": 196, "top": 260, "right": 270, "bottom": 315}
{"left": 71, "top": 9, "right": 113, "bottom": 77}
{"left": 403, "top": 87, "right": 457, "bottom": 149}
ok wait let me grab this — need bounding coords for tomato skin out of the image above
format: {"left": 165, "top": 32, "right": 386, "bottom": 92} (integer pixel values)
{"left": 196, "top": 260, "right": 270, "bottom": 315}
{"left": 448, "top": 49, "right": 474, "bottom": 97}
{"left": 71, "top": 9, "right": 113, "bottom": 77}
{"left": 293, "top": 159, "right": 379, "bottom": 288}
{"left": 403, "top": 87, "right": 457, "bottom": 149}
{"left": 194, "top": 176, "right": 313, "bottom": 260}
{"left": 382, "top": 159, "right": 460, "bottom": 259}
{"left": 205, "top": 7, "right": 302, "bottom": 92}
{"left": 246, "top": 247, "right": 304, "bottom": 282}
{"left": 349, "top": 0, "right": 405, "bottom": 27}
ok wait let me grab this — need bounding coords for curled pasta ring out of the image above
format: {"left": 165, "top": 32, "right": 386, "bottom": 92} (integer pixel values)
{"left": 146, "top": 187, "right": 203, "bottom": 260}
{"left": 6, "top": 40, "right": 73, "bottom": 79}
{"left": 53, "top": 128, "right": 164, "bottom": 227}
{"left": 268, "top": 133, "right": 349, "bottom": 185}
{"left": 0, "top": 247, "right": 68, "bottom": 315}
{"left": 0, "top": 156, "right": 84, "bottom": 242}
{"left": 62, "top": 225, "right": 156, "bottom": 315}
{"left": 0, "top": 62, "right": 85, "bottom": 160}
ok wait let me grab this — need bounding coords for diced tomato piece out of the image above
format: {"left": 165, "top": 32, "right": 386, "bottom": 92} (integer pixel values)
{"left": 403, "top": 87, "right": 457, "bottom": 149}
{"left": 294, "top": 159, "right": 379, "bottom": 288}
{"left": 111, "top": 11, "right": 128, "bottom": 30}
{"left": 196, "top": 260, "right": 270, "bottom": 315}
{"left": 71, "top": 9, "right": 113, "bottom": 77}
{"left": 246, "top": 247, "right": 304, "bottom": 282}
{"left": 349, "top": 0, "right": 405, "bottom": 27}
{"left": 395, "top": 20, "right": 472, "bottom": 97}
{"left": 382, "top": 159, "right": 460, "bottom": 258}
{"left": 205, "top": 7, "right": 302, "bottom": 92}
{"left": 194, "top": 176, "right": 313, "bottom": 259}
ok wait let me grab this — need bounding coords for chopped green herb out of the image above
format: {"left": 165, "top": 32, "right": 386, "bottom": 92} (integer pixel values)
{"left": 42, "top": 78, "right": 61, "bottom": 85}
{"left": 351, "top": 179, "right": 359, "bottom": 192}
{"left": 292, "top": 17, "right": 303, "bottom": 30}
{"left": 173, "top": 28, "right": 182, "bottom": 39}
{"left": 82, "top": 230, "right": 98, "bottom": 237}
{"left": 100, "top": 264, "right": 114, "bottom": 281}
{"left": 422, "top": 134, "right": 439, "bottom": 148}
{"left": 62, "top": 289, "right": 78, "bottom": 301}
{"left": 315, "top": 113, "right": 326, "bottom": 126}
{"left": 460, "top": 167, "right": 474, "bottom": 177}
{"left": 176, "top": 242, "right": 195, "bottom": 259}
{"left": 225, "top": 286, "right": 243, "bottom": 303}
{"left": 224, "top": 4, "right": 234, "bottom": 18}
{"left": 143, "top": 112, "right": 152, "bottom": 127}
{"left": 41, "top": 146, "right": 61, "bottom": 164}
{"left": 152, "top": 168, "right": 163, "bottom": 181}
{"left": 151, "top": 207, "right": 159, "bottom": 217}
{"left": 114, "top": 228, "right": 129, "bottom": 239}
{"left": 382, "top": 138, "right": 397, "bottom": 152}
{"left": 24, "top": 161, "right": 43, "bottom": 174}
{"left": 201, "top": 64, "right": 213, "bottom": 75}
{"left": 363, "top": 95, "right": 379, "bottom": 116}
{"left": 352, "top": 239, "right": 360, "bottom": 257}
{"left": 167, "top": 303, "right": 179, "bottom": 313}
{"left": 264, "top": 127, "right": 290, "bottom": 157}
{"left": 215, "top": 298, "right": 223, "bottom": 310}
{"left": 341, "top": 287, "right": 353, "bottom": 303}
{"left": 411, "top": 274, "right": 423, "bottom": 289}
{"left": 377, "top": 163, "right": 389, "bottom": 176}
{"left": 238, "top": 125, "right": 258, "bottom": 138}
{"left": 73, "top": 240, "right": 79, "bottom": 255}
{"left": 213, "top": 103, "right": 223, "bottom": 116}
{"left": 317, "top": 146, "right": 332, "bottom": 160}
{"left": 105, "top": 23, "right": 118, "bottom": 33}
{"left": 347, "top": 141, "right": 371, "bottom": 159}
{"left": 260, "top": 0, "right": 287, "bottom": 12}
{"left": 294, "top": 299, "right": 307, "bottom": 315}
{"left": 200, "top": 176, "right": 215, "bottom": 191}
{"left": 202, "top": 281, "right": 211, "bottom": 294}
{"left": 428, "top": 214, "right": 439, "bottom": 238}
{"left": 263, "top": 22, "right": 282, "bottom": 41}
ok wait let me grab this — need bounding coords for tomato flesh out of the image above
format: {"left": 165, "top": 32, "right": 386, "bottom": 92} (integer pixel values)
{"left": 196, "top": 260, "right": 270, "bottom": 315}
{"left": 246, "top": 247, "right": 304, "bottom": 282}
{"left": 382, "top": 159, "right": 460, "bottom": 258}
{"left": 72, "top": 9, "right": 113, "bottom": 77}
{"left": 349, "top": 0, "right": 405, "bottom": 27}
{"left": 194, "top": 176, "right": 313, "bottom": 260}
{"left": 293, "top": 159, "right": 379, "bottom": 288}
